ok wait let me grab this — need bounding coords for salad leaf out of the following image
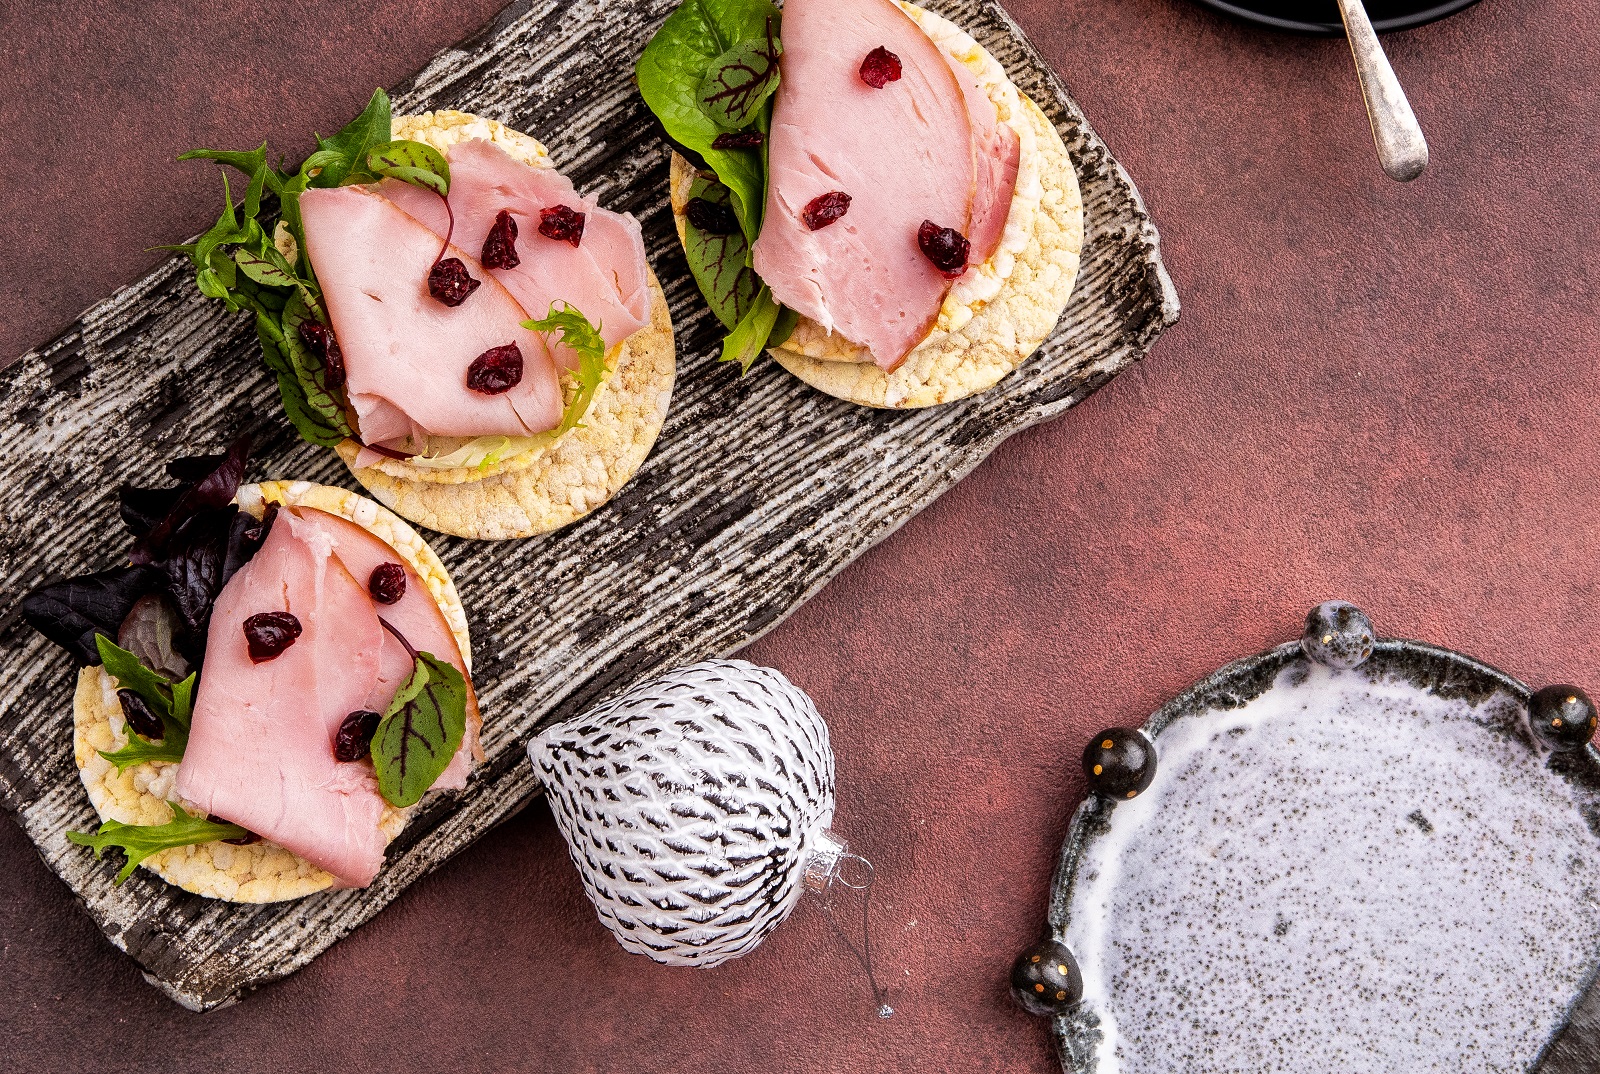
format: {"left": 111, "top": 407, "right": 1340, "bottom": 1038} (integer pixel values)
{"left": 273, "top": 371, "right": 349, "bottom": 448}
{"left": 636, "top": 0, "right": 778, "bottom": 240}
{"left": 683, "top": 174, "right": 762, "bottom": 330}
{"left": 697, "top": 32, "right": 782, "bottom": 130}
{"left": 234, "top": 246, "right": 297, "bottom": 288}
{"left": 307, "top": 88, "right": 393, "bottom": 188}
{"left": 281, "top": 291, "right": 354, "bottom": 439}
{"left": 366, "top": 140, "right": 450, "bottom": 197}
{"left": 523, "top": 304, "right": 609, "bottom": 439}
{"left": 721, "top": 283, "right": 784, "bottom": 372}
{"left": 19, "top": 566, "right": 164, "bottom": 665}
{"left": 371, "top": 651, "right": 468, "bottom": 808}
{"left": 96, "top": 635, "right": 194, "bottom": 733}
{"left": 68, "top": 807, "right": 247, "bottom": 885}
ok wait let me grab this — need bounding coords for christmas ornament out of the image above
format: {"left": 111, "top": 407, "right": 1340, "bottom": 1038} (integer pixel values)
{"left": 528, "top": 659, "right": 854, "bottom": 968}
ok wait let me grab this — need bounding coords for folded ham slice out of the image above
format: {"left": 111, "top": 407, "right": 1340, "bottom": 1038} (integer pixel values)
{"left": 381, "top": 139, "right": 651, "bottom": 368}
{"left": 285, "top": 507, "right": 480, "bottom": 790}
{"left": 752, "top": 0, "right": 1018, "bottom": 371}
{"left": 946, "top": 49, "right": 1020, "bottom": 268}
{"left": 299, "top": 185, "right": 562, "bottom": 448}
{"left": 175, "top": 506, "right": 475, "bottom": 887}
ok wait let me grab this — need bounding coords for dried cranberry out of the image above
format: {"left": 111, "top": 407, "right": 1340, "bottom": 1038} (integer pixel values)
{"left": 537, "top": 205, "right": 586, "bottom": 247}
{"left": 428, "top": 257, "right": 481, "bottom": 307}
{"left": 686, "top": 197, "right": 739, "bottom": 236}
{"left": 368, "top": 562, "right": 407, "bottom": 605}
{"left": 297, "top": 321, "right": 346, "bottom": 388}
{"left": 711, "top": 131, "right": 765, "bottom": 150}
{"left": 223, "top": 830, "right": 262, "bottom": 846}
{"left": 466, "top": 343, "right": 524, "bottom": 394}
{"left": 117, "top": 689, "right": 164, "bottom": 739}
{"left": 859, "top": 46, "right": 903, "bottom": 89}
{"left": 480, "top": 209, "right": 521, "bottom": 270}
{"left": 242, "top": 611, "right": 302, "bottom": 663}
{"left": 802, "top": 191, "right": 852, "bottom": 231}
{"left": 917, "top": 219, "right": 970, "bottom": 278}
{"left": 333, "top": 710, "right": 383, "bottom": 762}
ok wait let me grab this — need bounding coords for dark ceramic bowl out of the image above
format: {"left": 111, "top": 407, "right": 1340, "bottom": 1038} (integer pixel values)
{"left": 1189, "top": 0, "right": 1484, "bottom": 35}
{"left": 1036, "top": 615, "right": 1600, "bottom": 1073}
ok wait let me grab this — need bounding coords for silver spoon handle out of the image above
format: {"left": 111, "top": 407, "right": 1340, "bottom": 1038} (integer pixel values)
{"left": 1335, "top": 0, "right": 1429, "bottom": 181}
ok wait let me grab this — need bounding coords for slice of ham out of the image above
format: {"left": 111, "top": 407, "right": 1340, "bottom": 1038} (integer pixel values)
{"left": 944, "top": 51, "right": 1019, "bottom": 267}
{"left": 752, "top": 0, "right": 1022, "bottom": 370}
{"left": 752, "top": 0, "right": 973, "bottom": 372}
{"left": 175, "top": 506, "right": 476, "bottom": 887}
{"left": 381, "top": 139, "right": 651, "bottom": 368}
{"left": 285, "top": 507, "right": 480, "bottom": 789}
{"left": 299, "top": 184, "right": 562, "bottom": 448}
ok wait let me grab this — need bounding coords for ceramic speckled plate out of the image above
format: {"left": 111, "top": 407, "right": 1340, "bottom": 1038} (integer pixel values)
{"left": 1039, "top": 618, "right": 1600, "bottom": 1073}
{"left": 0, "top": 0, "right": 1175, "bottom": 1010}
{"left": 1189, "top": 0, "right": 1483, "bottom": 35}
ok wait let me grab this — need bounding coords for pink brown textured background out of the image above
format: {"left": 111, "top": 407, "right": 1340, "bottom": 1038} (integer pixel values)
{"left": 2, "top": 0, "right": 1597, "bottom": 1070}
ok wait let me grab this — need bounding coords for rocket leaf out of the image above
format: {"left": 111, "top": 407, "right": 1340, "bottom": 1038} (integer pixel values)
{"left": 371, "top": 651, "right": 468, "bottom": 808}
{"left": 68, "top": 807, "right": 247, "bottom": 885}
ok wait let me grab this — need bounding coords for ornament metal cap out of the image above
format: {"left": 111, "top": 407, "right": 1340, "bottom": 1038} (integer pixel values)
{"left": 803, "top": 829, "right": 849, "bottom": 894}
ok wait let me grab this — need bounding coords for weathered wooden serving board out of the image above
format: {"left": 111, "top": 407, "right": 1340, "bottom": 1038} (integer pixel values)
{"left": 0, "top": 0, "right": 1176, "bottom": 1009}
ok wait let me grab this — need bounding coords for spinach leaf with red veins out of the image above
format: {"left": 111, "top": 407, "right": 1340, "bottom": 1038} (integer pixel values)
{"left": 683, "top": 174, "right": 762, "bottom": 331}
{"left": 697, "top": 26, "right": 782, "bottom": 130}
{"left": 637, "top": 0, "right": 778, "bottom": 242}
{"left": 371, "top": 644, "right": 469, "bottom": 808}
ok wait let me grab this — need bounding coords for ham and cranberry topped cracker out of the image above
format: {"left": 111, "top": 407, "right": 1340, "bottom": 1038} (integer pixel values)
{"left": 21, "top": 440, "right": 480, "bottom": 901}
{"left": 174, "top": 92, "right": 675, "bottom": 539}
{"left": 641, "top": 0, "right": 1081, "bottom": 408}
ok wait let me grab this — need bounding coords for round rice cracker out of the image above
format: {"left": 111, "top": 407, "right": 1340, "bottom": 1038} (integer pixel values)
{"left": 668, "top": 36, "right": 1082, "bottom": 407}
{"left": 72, "top": 482, "right": 473, "bottom": 903}
{"left": 332, "top": 109, "right": 677, "bottom": 540}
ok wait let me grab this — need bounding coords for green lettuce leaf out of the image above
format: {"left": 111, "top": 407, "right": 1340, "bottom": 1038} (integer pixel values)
{"left": 371, "top": 652, "right": 468, "bottom": 808}
{"left": 95, "top": 635, "right": 195, "bottom": 772}
{"left": 636, "top": 0, "right": 778, "bottom": 241}
{"left": 721, "top": 283, "right": 785, "bottom": 372}
{"left": 523, "top": 304, "right": 609, "bottom": 439}
{"left": 67, "top": 807, "right": 247, "bottom": 885}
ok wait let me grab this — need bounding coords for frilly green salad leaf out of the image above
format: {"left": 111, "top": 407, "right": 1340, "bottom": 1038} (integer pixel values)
{"left": 68, "top": 807, "right": 247, "bottom": 885}
{"left": 174, "top": 88, "right": 451, "bottom": 448}
{"left": 638, "top": 0, "right": 796, "bottom": 372}
{"left": 95, "top": 634, "right": 196, "bottom": 771}
{"left": 371, "top": 651, "right": 468, "bottom": 808}
{"left": 523, "top": 304, "right": 609, "bottom": 438}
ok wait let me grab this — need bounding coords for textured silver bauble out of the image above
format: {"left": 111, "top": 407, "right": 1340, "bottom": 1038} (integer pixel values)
{"left": 528, "top": 659, "right": 836, "bottom": 966}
